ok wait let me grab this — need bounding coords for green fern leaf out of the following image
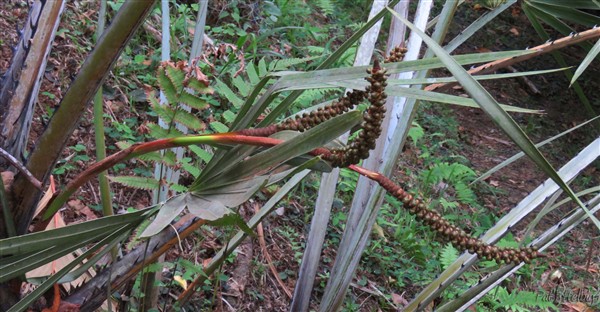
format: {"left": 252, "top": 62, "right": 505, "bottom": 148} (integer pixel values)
{"left": 179, "top": 90, "right": 209, "bottom": 110}
{"left": 455, "top": 183, "right": 476, "bottom": 205}
{"left": 258, "top": 58, "right": 268, "bottom": 77}
{"left": 165, "top": 65, "right": 186, "bottom": 93}
{"left": 490, "top": 286, "right": 558, "bottom": 312}
{"left": 440, "top": 243, "right": 459, "bottom": 269}
{"left": 306, "top": 45, "right": 326, "bottom": 55}
{"left": 108, "top": 176, "right": 160, "bottom": 190}
{"left": 296, "top": 88, "right": 335, "bottom": 107}
{"left": 127, "top": 217, "right": 152, "bottom": 249}
{"left": 232, "top": 76, "right": 250, "bottom": 97}
{"left": 408, "top": 122, "right": 425, "bottom": 145}
{"left": 214, "top": 78, "right": 244, "bottom": 108}
{"left": 447, "top": 163, "right": 476, "bottom": 182}
{"left": 167, "top": 127, "right": 184, "bottom": 137}
{"left": 316, "top": 0, "right": 334, "bottom": 16}
{"left": 147, "top": 122, "right": 169, "bottom": 139}
{"left": 210, "top": 121, "right": 229, "bottom": 133}
{"left": 173, "top": 109, "right": 203, "bottom": 130}
{"left": 189, "top": 145, "right": 212, "bottom": 163}
{"left": 169, "top": 183, "right": 188, "bottom": 193}
{"left": 138, "top": 151, "right": 163, "bottom": 164}
{"left": 164, "top": 150, "right": 177, "bottom": 165}
{"left": 222, "top": 110, "right": 236, "bottom": 124}
{"left": 187, "top": 78, "right": 212, "bottom": 93}
{"left": 139, "top": 150, "right": 177, "bottom": 166}
{"left": 180, "top": 158, "right": 200, "bottom": 178}
{"left": 115, "top": 141, "right": 132, "bottom": 150}
{"left": 148, "top": 93, "right": 175, "bottom": 124}
{"left": 157, "top": 69, "right": 179, "bottom": 105}
{"left": 247, "top": 63, "right": 260, "bottom": 84}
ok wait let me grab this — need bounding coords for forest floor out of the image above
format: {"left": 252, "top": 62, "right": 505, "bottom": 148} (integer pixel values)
{"left": 1, "top": 1, "right": 599, "bottom": 311}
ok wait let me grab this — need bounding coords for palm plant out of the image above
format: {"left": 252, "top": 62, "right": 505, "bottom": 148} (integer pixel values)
{"left": 1, "top": 1, "right": 599, "bottom": 311}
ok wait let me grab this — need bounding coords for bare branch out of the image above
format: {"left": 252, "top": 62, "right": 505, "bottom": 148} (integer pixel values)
{"left": 425, "top": 27, "right": 600, "bottom": 92}
{"left": 0, "top": 147, "right": 43, "bottom": 191}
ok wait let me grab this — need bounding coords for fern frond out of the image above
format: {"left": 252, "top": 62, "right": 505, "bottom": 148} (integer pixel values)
{"left": 138, "top": 150, "right": 177, "bottom": 166}
{"left": 169, "top": 183, "right": 188, "bottom": 193}
{"left": 306, "top": 45, "right": 327, "bottom": 55}
{"left": 232, "top": 76, "right": 251, "bottom": 97}
{"left": 165, "top": 65, "right": 186, "bottom": 93}
{"left": 210, "top": 121, "right": 229, "bottom": 133}
{"left": 166, "top": 127, "right": 184, "bottom": 137}
{"left": 148, "top": 92, "right": 175, "bottom": 124}
{"left": 179, "top": 90, "right": 209, "bottom": 110}
{"left": 108, "top": 176, "right": 160, "bottom": 190}
{"left": 296, "top": 88, "right": 337, "bottom": 107}
{"left": 157, "top": 69, "right": 179, "bottom": 105}
{"left": 180, "top": 158, "right": 200, "bottom": 178}
{"left": 116, "top": 141, "right": 132, "bottom": 150}
{"left": 455, "top": 183, "right": 476, "bottom": 205}
{"left": 222, "top": 110, "right": 236, "bottom": 124}
{"left": 162, "top": 150, "right": 177, "bottom": 165}
{"left": 317, "top": 0, "right": 334, "bottom": 15}
{"left": 187, "top": 78, "right": 212, "bottom": 93}
{"left": 246, "top": 63, "right": 260, "bottom": 84}
{"left": 188, "top": 145, "right": 212, "bottom": 163}
{"left": 214, "top": 78, "right": 244, "bottom": 108}
{"left": 440, "top": 243, "right": 459, "bottom": 270}
{"left": 489, "top": 286, "right": 558, "bottom": 312}
{"left": 138, "top": 151, "right": 164, "bottom": 164}
{"left": 147, "top": 122, "right": 169, "bottom": 139}
{"left": 172, "top": 109, "right": 203, "bottom": 130}
{"left": 258, "top": 58, "right": 268, "bottom": 77}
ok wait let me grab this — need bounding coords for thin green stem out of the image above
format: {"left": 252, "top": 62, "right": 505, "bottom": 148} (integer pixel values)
{"left": 93, "top": 0, "right": 116, "bottom": 264}
{"left": 93, "top": 0, "right": 112, "bottom": 219}
{"left": 93, "top": 86, "right": 112, "bottom": 217}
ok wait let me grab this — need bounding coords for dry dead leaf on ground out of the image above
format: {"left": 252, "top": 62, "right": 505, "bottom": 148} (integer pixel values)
{"left": 391, "top": 292, "right": 409, "bottom": 306}
{"left": 67, "top": 199, "right": 97, "bottom": 220}
{"left": 563, "top": 302, "right": 595, "bottom": 312}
